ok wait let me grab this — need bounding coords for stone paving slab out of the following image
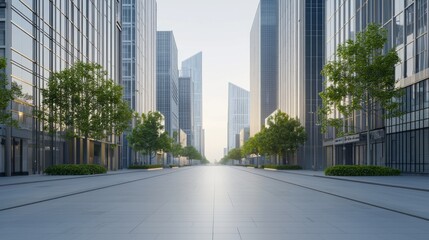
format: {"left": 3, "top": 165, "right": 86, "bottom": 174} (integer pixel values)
{"left": 0, "top": 166, "right": 428, "bottom": 240}
{"left": 263, "top": 169, "right": 429, "bottom": 191}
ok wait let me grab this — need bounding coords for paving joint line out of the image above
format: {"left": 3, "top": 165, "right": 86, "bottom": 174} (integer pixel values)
{"left": 246, "top": 167, "right": 429, "bottom": 192}
{"left": 0, "top": 169, "right": 179, "bottom": 187}
{"left": 234, "top": 167, "right": 429, "bottom": 222}
{"left": 0, "top": 168, "right": 191, "bottom": 212}
{"left": 212, "top": 169, "right": 216, "bottom": 240}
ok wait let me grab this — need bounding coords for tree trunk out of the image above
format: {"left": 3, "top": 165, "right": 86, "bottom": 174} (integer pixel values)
{"left": 5, "top": 125, "right": 11, "bottom": 176}
{"left": 83, "top": 136, "right": 88, "bottom": 164}
{"left": 366, "top": 95, "right": 371, "bottom": 166}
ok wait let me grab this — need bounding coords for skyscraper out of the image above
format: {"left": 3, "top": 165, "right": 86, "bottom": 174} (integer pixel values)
{"left": 324, "top": 0, "right": 429, "bottom": 173}
{"left": 121, "top": 0, "right": 157, "bottom": 167}
{"left": 182, "top": 52, "right": 204, "bottom": 155}
{"left": 228, "top": 83, "right": 250, "bottom": 152}
{"left": 0, "top": 0, "right": 122, "bottom": 176}
{"left": 250, "top": 0, "right": 279, "bottom": 136}
{"left": 156, "top": 31, "right": 179, "bottom": 139}
{"left": 277, "top": 0, "right": 325, "bottom": 169}
{"left": 179, "top": 76, "right": 194, "bottom": 147}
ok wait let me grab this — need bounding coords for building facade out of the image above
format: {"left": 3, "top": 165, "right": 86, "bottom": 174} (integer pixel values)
{"left": 178, "top": 76, "right": 194, "bottom": 147}
{"left": 324, "top": 0, "right": 429, "bottom": 173}
{"left": 250, "top": 0, "right": 279, "bottom": 136}
{"left": 227, "top": 83, "right": 250, "bottom": 152}
{"left": 0, "top": 0, "right": 122, "bottom": 176}
{"left": 181, "top": 52, "right": 204, "bottom": 155}
{"left": 157, "top": 31, "right": 179, "bottom": 141}
{"left": 121, "top": 0, "right": 157, "bottom": 167}
{"left": 278, "top": 0, "right": 325, "bottom": 169}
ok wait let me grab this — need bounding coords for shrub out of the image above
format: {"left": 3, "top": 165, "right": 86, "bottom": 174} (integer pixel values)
{"left": 262, "top": 165, "right": 302, "bottom": 170}
{"left": 44, "top": 164, "right": 107, "bottom": 175}
{"left": 128, "top": 164, "right": 163, "bottom": 169}
{"left": 325, "top": 165, "right": 401, "bottom": 176}
{"left": 242, "top": 164, "right": 255, "bottom": 168}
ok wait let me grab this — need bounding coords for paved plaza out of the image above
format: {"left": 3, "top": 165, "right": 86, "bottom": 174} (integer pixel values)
{"left": 0, "top": 166, "right": 428, "bottom": 240}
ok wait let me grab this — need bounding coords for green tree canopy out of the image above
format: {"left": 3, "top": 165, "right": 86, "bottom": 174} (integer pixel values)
{"left": 320, "top": 23, "right": 402, "bottom": 165}
{"left": 170, "top": 131, "right": 183, "bottom": 158}
{"left": 227, "top": 148, "right": 242, "bottom": 161}
{"left": 265, "top": 111, "right": 307, "bottom": 163}
{"left": 127, "top": 111, "right": 171, "bottom": 161}
{"left": 38, "top": 61, "right": 133, "bottom": 163}
{"left": 320, "top": 23, "right": 401, "bottom": 133}
{"left": 181, "top": 146, "right": 202, "bottom": 160}
{"left": 0, "top": 58, "right": 24, "bottom": 127}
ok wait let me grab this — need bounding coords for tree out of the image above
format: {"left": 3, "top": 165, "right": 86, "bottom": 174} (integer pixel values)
{"left": 227, "top": 148, "right": 242, "bottom": 162}
{"left": 265, "top": 111, "right": 307, "bottom": 164}
{"left": 320, "top": 23, "right": 401, "bottom": 165}
{"left": 0, "top": 58, "right": 24, "bottom": 127}
{"left": 39, "top": 61, "right": 133, "bottom": 163}
{"left": 201, "top": 157, "right": 210, "bottom": 164}
{"left": 127, "top": 111, "right": 170, "bottom": 164}
{"left": 170, "top": 131, "right": 183, "bottom": 158}
{"left": 181, "top": 145, "right": 203, "bottom": 162}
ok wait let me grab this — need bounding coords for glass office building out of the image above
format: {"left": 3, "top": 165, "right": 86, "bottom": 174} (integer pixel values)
{"left": 325, "top": 0, "right": 429, "bottom": 173}
{"left": 278, "top": 0, "right": 325, "bottom": 169}
{"left": 0, "top": 1, "right": 122, "bottom": 176}
{"left": 250, "top": 0, "right": 279, "bottom": 136}
{"left": 121, "top": 0, "right": 157, "bottom": 167}
{"left": 181, "top": 52, "right": 204, "bottom": 154}
{"left": 179, "top": 76, "right": 194, "bottom": 147}
{"left": 227, "top": 83, "right": 250, "bottom": 152}
{"left": 156, "top": 31, "right": 179, "bottom": 140}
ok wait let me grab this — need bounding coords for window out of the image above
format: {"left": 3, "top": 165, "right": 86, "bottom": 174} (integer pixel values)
{"left": 405, "top": 5, "right": 414, "bottom": 42}
{"left": 394, "top": 12, "right": 404, "bottom": 47}
{"left": 416, "top": 0, "right": 428, "bottom": 36}
{"left": 405, "top": 42, "right": 414, "bottom": 77}
{"left": 0, "top": 22, "right": 4, "bottom": 45}
{"left": 395, "top": 0, "right": 404, "bottom": 16}
{"left": 416, "top": 34, "right": 427, "bottom": 73}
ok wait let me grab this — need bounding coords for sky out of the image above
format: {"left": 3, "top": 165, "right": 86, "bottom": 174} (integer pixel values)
{"left": 157, "top": 0, "right": 260, "bottom": 162}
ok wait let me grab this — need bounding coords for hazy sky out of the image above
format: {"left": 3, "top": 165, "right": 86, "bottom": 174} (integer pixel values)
{"left": 157, "top": 0, "right": 260, "bottom": 162}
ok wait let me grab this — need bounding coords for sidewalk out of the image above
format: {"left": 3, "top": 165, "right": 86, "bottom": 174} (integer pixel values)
{"left": 276, "top": 169, "right": 429, "bottom": 191}
{"left": 0, "top": 169, "right": 152, "bottom": 186}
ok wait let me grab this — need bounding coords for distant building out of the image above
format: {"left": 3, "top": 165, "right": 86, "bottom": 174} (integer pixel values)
{"left": 121, "top": 0, "right": 157, "bottom": 168}
{"left": 182, "top": 52, "right": 204, "bottom": 155}
{"left": 250, "top": 0, "right": 279, "bottom": 136}
{"left": 239, "top": 128, "right": 250, "bottom": 148}
{"left": 179, "top": 129, "right": 187, "bottom": 147}
{"left": 178, "top": 76, "right": 194, "bottom": 147}
{"left": 156, "top": 31, "right": 179, "bottom": 138}
{"left": 277, "top": 0, "right": 325, "bottom": 169}
{"left": 228, "top": 83, "right": 250, "bottom": 152}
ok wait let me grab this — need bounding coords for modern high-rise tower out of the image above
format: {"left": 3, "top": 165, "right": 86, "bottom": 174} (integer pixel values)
{"left": 156, "top": 31, "right": 179, "bottom": 139}
{"left": 179, "top": 76, "right": 194, "bottom": 147}
{"left": 228, "top": 83, "right": 250, "bottom": 152}
{"left": 0, "top": 0, "right": 122, "bottom": 176}
{"left": 250, "top": 0, "right": 279, "bottom": 136}
{"left": 182, "top": 52, "right": 204, "bottom": 155}
{"left": 121, "top": 0, "right": 157, "bottom": 167}
{"left": 277, "top": 0, "right": 325, "bottom": 169}
{"left": 324, "top": 0, "right": 429, "bottom": 173}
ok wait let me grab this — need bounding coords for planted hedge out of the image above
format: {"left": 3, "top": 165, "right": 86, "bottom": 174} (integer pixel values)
{"left": 325, "top": 165, "right": 400, "bottom": 176}
{"left": 44, "top": 164, "right": 107, "bottom": 175}
{"left": 262, "top": 165, "right": 303, "bottom": 170}
{"left": 128, "top": 164, "right": 163, "bottom": 170}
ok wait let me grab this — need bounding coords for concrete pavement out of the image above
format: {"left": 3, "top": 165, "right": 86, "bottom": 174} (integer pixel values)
{"left": 0, "top": 166, "right": 428, "bottom": 240}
